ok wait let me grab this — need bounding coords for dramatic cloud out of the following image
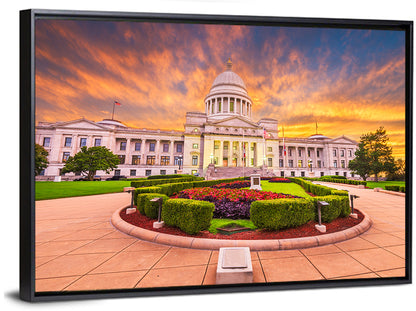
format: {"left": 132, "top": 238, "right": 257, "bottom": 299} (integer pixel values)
{"left": 35, "top": 20, "right": 406, "bottom": 158}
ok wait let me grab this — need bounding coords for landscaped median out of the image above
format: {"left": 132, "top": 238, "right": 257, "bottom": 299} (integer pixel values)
{"left": 111, "top": 177, "right": 372, "bottom": 250}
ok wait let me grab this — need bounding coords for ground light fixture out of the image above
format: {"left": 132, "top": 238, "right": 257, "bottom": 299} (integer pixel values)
{"left": 150, "top": 197, "right": 164, "bottom": 229}
{"left": 315, "top": 200, "right": 329, "bottom": 233}
{"left": 349, "top": 194, "right": 360, "bottom": 219}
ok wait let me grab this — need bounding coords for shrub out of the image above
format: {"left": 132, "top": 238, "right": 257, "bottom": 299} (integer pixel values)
{"left": 147, "top": 174, "right": 203, "bottom": 180}
{"left": 385, "top": 185, "right": 400, "bottom": 192}
{"left": 324, "top": 175, "right": 347, "bottom": 179}
{"left": 319, "top": 177, "right": 367, "bottom": 186}
{"left": 135, "top": 193, "right": 169, "bottom": 219}
{"left": 131, "top": 176, "right": 196, "bottom": 188}
{"left": 162, "top": 199, "right": 215, "bottom": 234}
{"left": 289, "top": 178, "right": 333, "bottom": 196}
{"left": 134, "top": 186, "right": 162, "bottom": 205}
{"left": 331, "top": 190, "right": 349, "bottom": 196}
{"left": 250, "top": 199, "right": 315, "bottom": 230}
{"left": 210, "top": 181, "right": 250, "bottom": 189}
{"left": 314, "top": 195, "right": 351, "bottom": 222}
{"left": 400, "top": 186, "right": 405, "bottom": 193}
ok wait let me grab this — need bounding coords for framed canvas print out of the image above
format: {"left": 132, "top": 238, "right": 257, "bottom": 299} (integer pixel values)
{"left": 20, "top": 9, "right": 413, "bottom": 302}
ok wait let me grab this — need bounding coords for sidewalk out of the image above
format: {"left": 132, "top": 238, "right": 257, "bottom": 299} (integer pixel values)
{"left": 35, "top": 185, "right": 406, "bottom": 292}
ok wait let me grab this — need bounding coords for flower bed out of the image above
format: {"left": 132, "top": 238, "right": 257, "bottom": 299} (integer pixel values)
{"left": 172, "top": 187, "right": 301, "bottom": 219}
{"left": 210, "top": 180, "right": 250, "bottom": 189}
{"left": 268, "top": 178, "right": 291, "bottom": 183}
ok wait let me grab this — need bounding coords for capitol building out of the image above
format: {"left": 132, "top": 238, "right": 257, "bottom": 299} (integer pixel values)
{"left": 36, "top": 59, "right": 358, "bottom": 180}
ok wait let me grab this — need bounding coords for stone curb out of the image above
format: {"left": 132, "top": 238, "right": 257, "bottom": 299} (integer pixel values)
{"left": 111, "top": 206, "right": 373, "bottom": 251}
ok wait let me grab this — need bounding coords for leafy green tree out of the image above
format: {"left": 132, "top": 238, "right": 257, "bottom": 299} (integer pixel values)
{"left": 35, "top": 144, "right": 49, "bottom": 176}
{"left": 348, "top": 127, "right": 396, "bottom": 181}
{"left": 62, "top": 146, "right": 120, "bottom": 181}
{"left": 387, "top": 158, "right": 405, "bottom": 181}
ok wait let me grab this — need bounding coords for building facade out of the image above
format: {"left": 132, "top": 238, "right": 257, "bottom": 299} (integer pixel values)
{"left": 36, "top": 59, "right": 358, "bottom": 180}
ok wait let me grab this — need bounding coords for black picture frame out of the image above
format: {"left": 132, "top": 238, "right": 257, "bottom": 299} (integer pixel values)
{"left": 20, "top": 9, "right": 413, "bottom": 302}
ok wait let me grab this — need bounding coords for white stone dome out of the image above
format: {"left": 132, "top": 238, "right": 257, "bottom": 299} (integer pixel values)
{"left": 207, "top": 59, "right": 248, "bottom": 97}
{"left": 205, "top": 59, "right": 253, "bottom": 120}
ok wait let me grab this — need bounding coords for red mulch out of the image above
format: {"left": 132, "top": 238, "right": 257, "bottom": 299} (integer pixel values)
{"left": 120, "top": 208, "right": 364, "bottom": 240}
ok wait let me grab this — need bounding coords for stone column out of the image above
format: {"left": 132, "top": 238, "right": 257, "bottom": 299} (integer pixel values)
{"left": 295, "top": 146, "right": 299, "bottom": 170}
{"left": 125, "top": 138, "right": 131, "bottom": 164}
{"left": 155, "top": 139, "right": 160, "bottom": 165}
{"left": 71, "top": 134, "right": 78, "bottom": 155}
{"left": 170, "top": 140, "right": 175, "bottom": 166}
{"left": 142, "top": 139, "right": 147, "bottom": 165}
{"left": 219, "top": 140, "right": 224, "bottom": 166}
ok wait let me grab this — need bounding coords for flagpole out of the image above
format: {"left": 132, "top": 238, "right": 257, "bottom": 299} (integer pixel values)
{"left": 111, "top": 101, "right": 115, "bottom": 120}
{"left": 242, "top": 131, "right": 245, "bottom": 178}
{"left": 263, "top": 127, "right": 266, "bottom": 167}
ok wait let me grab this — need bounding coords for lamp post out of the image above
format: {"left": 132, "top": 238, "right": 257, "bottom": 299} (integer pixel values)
{"left": 349, "top": 194, "right": 360, "bottom": 218}
{"left": 178, "top": 155, "right": 183, "bottom": 172}
{"left": 315, "top": 200, "right": 329, "bottom": 232}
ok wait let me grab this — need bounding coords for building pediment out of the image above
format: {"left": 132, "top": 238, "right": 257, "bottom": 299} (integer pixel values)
{"left": 330, "top": 135, "right": 357, "bottom": 145}
{"left": 208, "top": 116, "right": 260, "bottom": 129}
{"left": 55, "top": 119, "right": 110, "bottom": 131}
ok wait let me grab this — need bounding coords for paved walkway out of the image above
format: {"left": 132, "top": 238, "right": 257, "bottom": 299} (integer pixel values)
{"left": 35, "top": 184, "right": 406, "bottom": 292}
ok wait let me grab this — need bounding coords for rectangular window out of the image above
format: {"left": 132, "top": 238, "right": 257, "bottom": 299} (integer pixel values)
{"left": 94, "top": 138, "right": 101, "bottom": 146}
{"left": 279, "top": 159, "right": 284, "bottom": 167}
{"left": 39, "top": 169, "right": 45, "bottom": 176}
{"left": 43, "top": 137, "right": 50, "bottom": 147}
{"left": 348, "top": 150, "right": 352, "bottom": 157}
{"left": 135, "top": 142, "right": 141, "bottom": 151}
{"left": 298, "top": 160, "right": 302, "bottom": 167}
{"left": 267, "top": 158, "right": 273, "bottom": 167}
{"left": 176, "top": 144, "right": 183, "bottom": 153}
{"left": 320, "top": 172, "right": 324, "bottom": 177}
{"left": 218, "top": 101, "right": 222, "bottom": 112}
{"left": 344, "top": 172, "right": 347, "bottom": 177}
{"left": 145, "top": 170, "right": 151, "bottom": 176}
{"left": 280, "top": 171, "right": 285, "bottom": 177}
{"left": 118, "top": 155, "right": 125, "bottom": 164}
{"left": 62, "top": 152, "right": 70, "bottom": 162}
{"left": 230, "top": 101, "right": 234, "bottom": 112}
{"left": 335, "top": 172, "right": 339, "bottom": 176}
{"left": 250, "top": 158, "right": 254, "bottom": 166}
{"left": 279, "top": 148, "right": 282, "bottom": 156}
{"left": 160, "top": 170, "right": 166, "bottom": 175}
{"left": 147, "top": 155, "right": 155, "bottom": 165}
{"left": 317, "top": 160, "right": 322, "bottom": 168}
{"left": 298, "top": 149, "right": 302, "bottom": 157}
{"left": 132, "top": 155, "right": 140, "bottom": 165}
{"left": 120, "top": 141, "right": 127, "bottom": 151}
{"left": 267, "top": 147, "right": 273, "bottom": 152}
{"left": 333, "top": 160, "right": 338, "bottom": 168}
{"left": 214, "top": 144, "right": 219, "bottom": 150}
{"left": 149, "top": 143, "right": 155, "bottom": 152}
{"left": 192, "top": 143, "right": 198, "bottom": 149}
{"left": 341, "top": 160, "right": 345, "bottom": 168}
{"left": 161, "top": 156, "right": 170, "bottom": 165}
{"left": 317, "top": 150, "right": 320, "bottom": 157}
{"left": 308, "top": 149, "right": 311, "bottom": 157}
{"left": 163, "top": 143, "right": 169, "bottom": 152}
{"left": 223, "top": 143, "right": 228, "bottom": 150}
{"left": 301, "top": 171, "right": 305, "bottom": 177}
{"left": 291, "top": 171, "right": 295, "bottom": 177}
{"left": 130, "top": 169, "right": 136, "bottom": 176}
{"left": 288, "top": 160, "right": 294, "bottom": 168}
{"left": 333, "top": 149, "right": 337, "bottom": 157}
{"left": 341, "top": 150, "right": 345, "bottom": 157}
{"left": 80, "top": 138, "right": 87, "bottom": 147}
{"left": 114, "top": 169, "right": 121, "bottom": 176}
{"left": 64, "top": 137, "right": 72, "bottom": 147}
{"left": 233, "top": 144, "right": 237, "bottom": 150}
{"left": 251, "top": 146, "right": 254, "bottom": 151}
{"left": 289, "top": 148, "right": 292, "bottom": 157}
{"left": 192, "top": 155, "right": 198, "bottom": 166}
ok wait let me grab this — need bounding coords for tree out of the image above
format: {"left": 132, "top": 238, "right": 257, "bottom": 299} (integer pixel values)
{"left": 387, "top": 158, "right": 405, "bottom": 181}
{"left": 62, "top": 146, "right": 120, "bottom": 180}
{"left": 348, "top": 127, "right": 396, "bottom": 181}
{"left": 35, "top": 144, "right": 49, "bottom": 176}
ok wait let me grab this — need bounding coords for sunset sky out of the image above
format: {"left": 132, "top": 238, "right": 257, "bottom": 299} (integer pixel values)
{"left": 35, "top": 19, "right": 406, "bottom": 158}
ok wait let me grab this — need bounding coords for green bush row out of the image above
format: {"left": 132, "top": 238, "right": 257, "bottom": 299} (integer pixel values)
{"left": 385, "top": 185, "right": 401, "bottom": 192}
{"left": 250, "top": 195, "right": 351, "bottom": 230}
{"left": 136, "top": 193, "right": 169, "bottom": 219}
{"left": 131, "top": 176, "right": 202, "bottom": 188}
{"left": 250, "top": 199, "right": 315, "bottom": 230}
{"left": 162, "top": 198, "right": 215, "bottom": 234}
{"left": 133, "top": 187, "right": 163, "bottom": 205}
{"left": 147, "top": 174, "right": 199, "bottom": 180}
{"left": 319, "top": 177, "right": 367, "bottom": 186}
{"left": 400, "top": 186, "right": 405, "bottom": 193}
{"left": 289, "top": 178, "right": 333, "bottom": 196}
{"left": 313, "top": 195, "right": 351, "bottom": 223}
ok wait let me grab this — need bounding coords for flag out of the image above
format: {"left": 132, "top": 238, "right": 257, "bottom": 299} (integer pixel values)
{"left": 114, "top": 101, "right": 121, "bottom": 106}
{"left": 243, "top": 142, "right": 246, "bottom": 158}
{"left": 263, "top": 128, "right": 267, "bottom": 139}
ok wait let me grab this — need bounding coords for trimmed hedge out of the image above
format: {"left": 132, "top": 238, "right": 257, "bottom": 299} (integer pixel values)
{"left": 400, "top": 186, "right": 405, "bottom": 193}
{"left": 330, "top": 190, "right": 349, "bottom": 196}
{"left": 385, "top": 185, "right": 400, "bottom": 192}
{"left": 325, "top": 175, "right": 347, "bottom": 179}
{"left": 147, "top": 174, "right": 200, "bottom": 180}
{"left": 319, "top": 177, "right": 367, "bottom": 186}
{"left": 136, "top": 193, "right": 169, "bottom": 219}
{"left": 131, "top": 176, "right": 198, "bottom": 188}
{"left": 289, "top": 178, "right": 333, "bottom": 196}
{"left": 250, "top": 198, "right": 315, "bottom": 230}
{"left": 133, "top": 186, "right": 162, "bottom": 205}
{"left": 314, "top": 195, "right": 350, "bottom": 223}
{"left": 162, "top": 199, "right": 215, "bottom": 234}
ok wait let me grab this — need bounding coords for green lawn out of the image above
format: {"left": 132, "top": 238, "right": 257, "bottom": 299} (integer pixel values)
{"left": 256, "top": 180, "right": 311, "bottom": 198}
{"left": 365, "top": 181, "right": 406, "bottom": 189}
{"left": 209, "top": 219, "right": 257, "bottom": 233}
{"left": 35, "top": 180, "right": 132, "bottom": 200}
